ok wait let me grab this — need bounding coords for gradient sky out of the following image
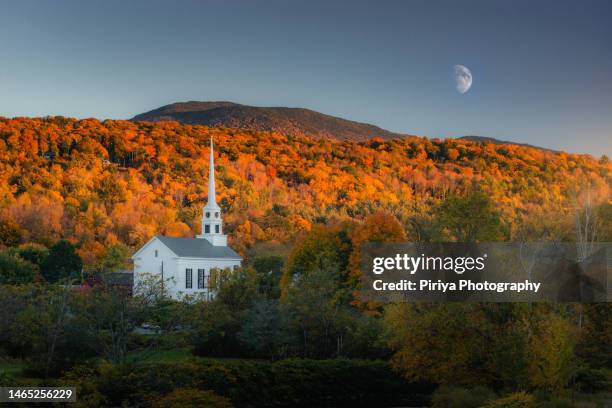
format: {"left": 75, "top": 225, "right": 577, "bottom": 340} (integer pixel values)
{"left": 1, "top": 0, "right": 610, "bottom": 156}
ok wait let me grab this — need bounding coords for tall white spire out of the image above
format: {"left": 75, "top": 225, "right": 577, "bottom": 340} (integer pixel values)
{"left": 205, "top": 137, "right": 219, "bottom": 210}
{"left": 198, "top": 136, "right": 227, "bottom": 246}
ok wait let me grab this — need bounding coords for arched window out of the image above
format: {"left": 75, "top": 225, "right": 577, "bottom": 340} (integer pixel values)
{"left": 155, "top": 249, "right": 158, "bottom": 257}
{"left": 215, "top": 212, "right": 219, "bottom": 218}
{"left": 205, "top": 212, "right": 210, "bottom": 218}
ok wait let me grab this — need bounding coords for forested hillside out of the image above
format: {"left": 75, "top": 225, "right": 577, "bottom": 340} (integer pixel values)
{"left": 0, "top": 116, "right": 610, "bottom": 265}
{"left": 1, "top": 117, "right": 611, "bottom": 406}
{"left": 132, "top": 101, "right": 408, "bottom": 141}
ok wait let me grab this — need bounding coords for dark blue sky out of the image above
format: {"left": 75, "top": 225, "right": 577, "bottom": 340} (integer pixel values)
{"left": 1, "top": 0, "right": 610, "bottom": 156}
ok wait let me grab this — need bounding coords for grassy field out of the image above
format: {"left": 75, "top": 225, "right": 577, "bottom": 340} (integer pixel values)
{"left": 124, "top": 348, "right": 193, "bottom": 364}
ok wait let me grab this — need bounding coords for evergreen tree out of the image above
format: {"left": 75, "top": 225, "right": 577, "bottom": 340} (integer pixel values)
{"left": 41, "top": 240, "right": 83, "bottom": 283}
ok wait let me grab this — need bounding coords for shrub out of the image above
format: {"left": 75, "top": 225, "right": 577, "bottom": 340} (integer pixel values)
{"left": 481, "top": 392, "right": 535, "bottom": 408}
{"left": 431, "top": 385, "right": 496, "bottom": 408}
{"left": 127, "top": 332, "right": 159, "bottom": 350}
{"left": 14, "top": 243, "right": 49, "bottom": 269}
{"left": 0, "top": 371, "right": 16, "bottom": 386}
{"left": 0, "top": 251, "right": 38, "bottom": 284}
{"left": 93, "top": 360, "right": 236, "bottom": 406}
{"left": 536, "top": 397, "right": 573, "bottom": 408}
{"left": 573, "top": 367, "right": 609, "bottom": 393}
{"left": 64, "top": 358, "right": 433, "bottom": 407}
{"left": 61, "top": 365, "right": 108, "bottom": 408}
{"left": 264, "top": 358, "right": 429, "bottom": 407}
{"left": 151, "top": 388, "right": 232, "bottom": 408}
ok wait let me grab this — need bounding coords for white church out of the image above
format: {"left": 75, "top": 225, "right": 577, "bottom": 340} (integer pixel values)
{"left": 132, "top": 138, "right": 242, "bottom": 299}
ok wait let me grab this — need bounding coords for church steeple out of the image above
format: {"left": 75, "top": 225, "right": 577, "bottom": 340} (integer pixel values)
{"left": 198, "top": 137, "right": 227, "bottom": 246}
{"left": 205, "top": 137, "right": 220, "bottom": 211}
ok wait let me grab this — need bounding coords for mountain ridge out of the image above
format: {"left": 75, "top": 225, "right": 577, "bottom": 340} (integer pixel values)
{"left": 131, "top": 101, "right": 410, "bottom": 141}
{"left": 132, "top": 101, "right": 558, "bottom": 153}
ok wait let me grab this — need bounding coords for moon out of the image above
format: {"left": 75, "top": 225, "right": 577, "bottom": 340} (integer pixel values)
{"left": 454, "top": 65, "right": 472, "bottom": 94}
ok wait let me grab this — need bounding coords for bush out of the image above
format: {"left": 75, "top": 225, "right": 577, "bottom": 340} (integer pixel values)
{"left": 61, "top": 365, "right": 107, "bottom": 408}
{"left": 573, "top": 367, "right": 609, "bottom": 393}
{"left": 481, "top": 392, "right": 535, "bottom": 408}
{"left": 0, "top": 251, "right": 38, "bottom": 284}
{"left": 431, "top": 385, "right": 496, "bottom": 408}
{"left": 264, "top": 358, "right": 431, "bottom": 407}
{"left": 152, "top": 388, "right": 232, "bottom": 408}
{"left": 128, "top": 331, "right": 191, "bottom": 353}
{"left": 191, "top": 301, "right": 243, "bottom": 358}
{"left": 127, "top": 332, "right": 159, "bottom": 350}
{"left": 536, "top": 397, "right": 573, "bottom": 408}
{"left": 65, "top": 358, "right": 433, "bottom": 407}
{"left": 94, "top": 361, "right": 232, "bottom": 405}
{"left": 14, "top": 243, "right": 49, "bottom": 269}
{"left": 0, "top": 371, "right": 16, "bottom": 386}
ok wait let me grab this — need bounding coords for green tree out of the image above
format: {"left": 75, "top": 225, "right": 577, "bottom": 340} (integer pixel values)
{"left": 284, "top": 266, "right": 347, "bottom": 358}
{"left": 0, "top": 251, "right": 38, "bottom": 284}
{"left": 237, "top": 299, "right": 293, "bottom": 360}
{"left": 483, "top": 304, "right": 531, "bottom": 390}
{"left": 41, "top": 240, "right": 83, "bottom": 283}
{"left": 595, "top": 202, "right": 612, "bottom": 241}
{"left": 578, "top": 304, "right": 612, "bottom": 368}
{"left": 527, "top": 313, "right": 576, "bottom": 391}
{"left": 12, "top": 285, "right": 92, "bottom": 376}
{"left": 281, "top": 224, "right": 351, "bottom": 299}
{"left": 210, "top": 266, "right": 260, "bottom": 314}
{"left": 74, "top": 286, "right": 145, "bottom": 364}
{"left": 340, "top": 313, "right": 389, "bottom": 359}
{"left": 148, "top": 297, "right": 193, "bottom": 333}
{"left": 0, "top": 285, "right": 32, "bottom": 355}
{"left": 252, "top": 255, "right": 284, "bottom": 299}
{"left": 192, "top": 266, "right": 260, "bottom": 357}
{"left": 100, "top": 243, "right": 131, "bottom": 272}
{"left": 435, "top": 190, "right": 502, "bottom": 242}
{"left": 383, "top": 303, "right": 490, "bottom": 385}
{"left": 191, "top": 301, "right": 241, "bottom": 357}
{"left": 14, "top": 243, "right": 49, "bottom": 268}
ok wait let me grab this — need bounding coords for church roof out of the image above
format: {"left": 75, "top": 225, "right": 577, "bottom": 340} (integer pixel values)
{"left": 157, "top": 236, "right": 242, "bottom": 260}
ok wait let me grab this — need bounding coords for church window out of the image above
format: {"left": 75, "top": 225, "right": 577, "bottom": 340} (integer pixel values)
{"left": 154, "top": 249, "right": 158, "bottom": 257}
{"left": 215, "top": 212, "right": 219, "bottom": 218}
{"left": 215, "top": 224, "right": 220, "bottom": 233}
{"left": 206, "top": 212, "right": 210, "bottom": 218}
{"left": 185, "top": 269, "right": 192, "bottom": 289}
{"left": 197, "top": 269, "right": 205, "bottom": 289}
{"left": 204, "top": 225, "right": 210, "bottom": 234}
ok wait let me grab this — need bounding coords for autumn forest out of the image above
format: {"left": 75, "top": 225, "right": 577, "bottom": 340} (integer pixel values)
{"left": 0, "top": 116, "right": 611, "bottom": 407}
{"left": 0, "top": 116, "right": 609, "bottom": 264}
